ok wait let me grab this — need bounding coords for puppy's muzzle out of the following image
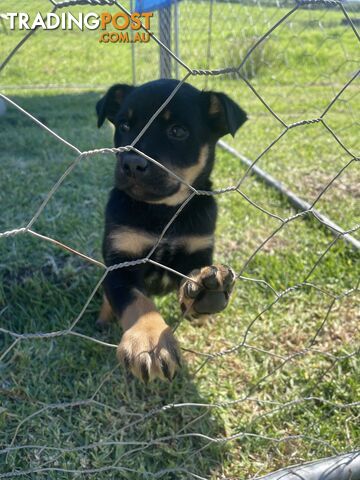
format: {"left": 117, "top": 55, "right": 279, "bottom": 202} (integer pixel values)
{"left": 119, "top": 153, "right": 149, "bottom": 179}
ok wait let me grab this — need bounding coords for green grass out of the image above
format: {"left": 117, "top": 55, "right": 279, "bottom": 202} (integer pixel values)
{"left": 0, "top": 1, "right": 359, "bottom": 479}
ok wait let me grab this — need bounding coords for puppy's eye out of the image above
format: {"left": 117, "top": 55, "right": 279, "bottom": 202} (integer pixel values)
{"left": 167, "top": 124, "right": 189, "bottom": 141}
{"left": 119, "top": 121, "right": 130, "bottom": 133}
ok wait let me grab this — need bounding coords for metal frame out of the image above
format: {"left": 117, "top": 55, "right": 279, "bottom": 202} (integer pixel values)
{"left": 257, "top": 451, "right": 360, "bottom": 480}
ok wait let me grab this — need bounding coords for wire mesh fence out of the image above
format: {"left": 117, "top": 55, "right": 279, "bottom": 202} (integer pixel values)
{"left": 0, "top": 0, "right": 359, "bottom": 478}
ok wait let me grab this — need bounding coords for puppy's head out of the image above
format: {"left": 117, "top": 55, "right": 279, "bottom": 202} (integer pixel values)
{"left": 96, "top": 79, "right": 247, "bottom": 205}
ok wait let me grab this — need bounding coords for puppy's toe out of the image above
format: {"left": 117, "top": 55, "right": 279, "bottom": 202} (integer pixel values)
{"left": 158, "top": 347, "right": 180, "bottom": 382}
{"left": 184, "top": 269, "right": 202, "bottom": 298}
{"left": 201, "top": 266, "right": 221, "bottom": 289}
{"left": 201, "top": 264, "right": 235, "bottom": 293}
{"left": 219, "top": 264, "right": 236, "bottom": 291}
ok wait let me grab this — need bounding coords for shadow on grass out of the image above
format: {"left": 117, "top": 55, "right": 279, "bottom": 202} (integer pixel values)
{"left": 0, "top": 92, "right": 228, "bottom": 479}
{"left": 0, "top": 261, "right": 228, "bottom": 479}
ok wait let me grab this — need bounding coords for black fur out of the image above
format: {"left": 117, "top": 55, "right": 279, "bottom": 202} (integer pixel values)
{"left": 96, "top": 79, "right": 247, "bottom": 318}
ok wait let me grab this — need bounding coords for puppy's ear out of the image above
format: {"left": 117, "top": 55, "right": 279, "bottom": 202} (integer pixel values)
{"left": 96, "top": 84, "right": 134, "bottom": 128}
{"left": 202, "top": 91, "right": 247, "bottom": 137}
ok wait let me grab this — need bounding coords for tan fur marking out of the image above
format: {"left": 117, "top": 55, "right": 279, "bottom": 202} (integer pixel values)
{"left": 117, "top": 290, "right": 180, "bottom": 382}
{"left": 97, "top": 294, "right": 113, "bottom": 327}
{"left": 147, "top": 186, "right": 191, "bottom": 206}
{"left": 162, "top": 109, "right": 171, "bottom": 120}
{"left": 181, "top": 144, "right": 209, "bottom": 184}
{"left": 128, "top": 108, "right": 133, "bottom": 119}
{"left": 148, "top": 144, "right": 209, "bottom": 207}
{"left": 110, "top": 228, "right": 213, "bottom": 256}
{"left": 180, "top": 234, "right": 214, "bottom": 254}
{"left": 120, "top": 289, "right": 158, "bottom": 331}
{"left": 110, "top": 227, "right": 156, "bottom": 256}
{"left": 209, "top": 94, "right": 222, "bottom": 115}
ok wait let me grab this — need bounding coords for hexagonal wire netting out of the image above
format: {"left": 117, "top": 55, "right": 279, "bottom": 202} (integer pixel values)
{"left": 0, "top": 0, "right": 359, "bottom": 478}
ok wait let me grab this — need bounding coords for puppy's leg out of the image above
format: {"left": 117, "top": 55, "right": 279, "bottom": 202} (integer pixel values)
{"left": 96, "top": 294, "right": 114, "bottom": 330}
{"left": 179, "top": 265, "right": 236, "bottom": 320}
{"left": 118, "top": 290, "right": 181, "bottom": 382}
{"left": 103, "top": 271, "right": 181, "bottom": 383}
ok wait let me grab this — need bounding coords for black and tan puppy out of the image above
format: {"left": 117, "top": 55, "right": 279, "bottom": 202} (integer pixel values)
{"left": 96, "top": 79, "right": 247, "bottom": 383}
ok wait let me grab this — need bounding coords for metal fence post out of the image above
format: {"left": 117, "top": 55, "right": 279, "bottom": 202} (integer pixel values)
{"left": 159, "top": 5, "right": 172, "bottom": 78}
{"left": 256, "top": 451, "right": 360, "bottom": 480}
{"left": 130, "top": 0, "right": 136, "bottom": 85}
{"left": 174, "top": 0, "right": 179, "bottom": 79}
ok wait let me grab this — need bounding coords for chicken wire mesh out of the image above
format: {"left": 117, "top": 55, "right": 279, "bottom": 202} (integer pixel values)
{"left": 0, "top": 0, "right": 359, "bottom": 479}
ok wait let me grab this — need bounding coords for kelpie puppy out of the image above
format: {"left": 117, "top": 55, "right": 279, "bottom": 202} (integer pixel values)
{"left": 96, "top": 79, "right": 247, "bottom": 383}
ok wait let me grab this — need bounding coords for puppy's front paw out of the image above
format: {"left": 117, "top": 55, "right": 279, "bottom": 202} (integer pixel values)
{"left": 180, "top": 264, "right": 235, "bottom": 319}
{"left": 117, "top": 314, "right": 181, "bottom": 383}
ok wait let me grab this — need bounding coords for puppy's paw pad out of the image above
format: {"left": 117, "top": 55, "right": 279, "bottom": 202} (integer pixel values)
{"left": 180, "top": 264, "right": 236, "bottom": 317}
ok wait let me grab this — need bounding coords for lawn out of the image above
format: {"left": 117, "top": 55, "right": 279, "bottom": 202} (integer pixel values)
{"left": 0, "top": 1, "right": 359, "bottom": 479}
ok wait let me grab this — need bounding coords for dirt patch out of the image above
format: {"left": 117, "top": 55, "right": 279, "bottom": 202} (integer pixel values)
{"left": 301, "top": 169, "right": 360, "bottom": 201}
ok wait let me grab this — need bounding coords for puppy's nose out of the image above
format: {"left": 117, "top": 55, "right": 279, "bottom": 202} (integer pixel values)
{"left": 121, "top": 154, "right": 148, "bottom": 177}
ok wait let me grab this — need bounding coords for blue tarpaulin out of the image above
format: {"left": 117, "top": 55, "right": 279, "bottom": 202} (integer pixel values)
{"left": 135, "top": 0, "right": 175, "bottom": 12}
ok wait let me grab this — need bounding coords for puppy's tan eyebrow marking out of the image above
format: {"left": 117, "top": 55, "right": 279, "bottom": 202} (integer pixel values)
{"left": 162, "top": 109, "right": 171, "bottom": 120}
{"left": 128, "top": 109, "right": 133, "bottom": 119}
{"left": 110, "top": 227, "right": 156, "bottom": 257}
{"left": 209, "top": 94, "right": 222, "bottom": 115}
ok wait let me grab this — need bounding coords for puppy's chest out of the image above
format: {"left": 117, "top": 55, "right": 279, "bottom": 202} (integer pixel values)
{"left": 109, "top": 226, "right": 213, "bottom": 261}
{"left": 151, "top": 237, "right": 179, "bottom": 262}
{"left": 143, "top": 234, "right": 213, "bottom": 294}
